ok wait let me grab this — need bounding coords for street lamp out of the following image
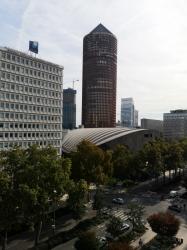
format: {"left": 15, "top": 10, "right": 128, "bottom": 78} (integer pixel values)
{"left": 52, "top": 190, "right": 57, "bottom": 236}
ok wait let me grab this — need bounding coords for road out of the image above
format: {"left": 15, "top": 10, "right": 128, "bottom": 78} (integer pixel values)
{"left": 53, "top": 184, "right": 187, "bottom": 250}
{"left": 1, "top": 172, "right": 186, "bottom": 250}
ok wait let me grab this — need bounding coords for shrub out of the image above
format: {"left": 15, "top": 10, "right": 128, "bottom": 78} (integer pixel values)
{"left": 108, "top": 242, "right": 134, "bottom": 250}
{"left": 74, "top": 231, "right": 100, "bottom": 250}
{"left": 147, "top": 212, "right": 180, "bottom": 237}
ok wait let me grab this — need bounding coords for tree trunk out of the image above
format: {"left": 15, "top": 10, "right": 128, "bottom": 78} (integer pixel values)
{"left": 2, "top": 231, "right": 7, "bottom": 250}
{"left": 34, "top": 221, "right": 42, "bottom": 246}
{"left": 163, "top": 171, "right": 166, "bottom": 184}
{"left": 179, "top": 168, "right": 181, "bottom": 177}
{"left": 174, "top": 167, "right": 177, "bottom": 177}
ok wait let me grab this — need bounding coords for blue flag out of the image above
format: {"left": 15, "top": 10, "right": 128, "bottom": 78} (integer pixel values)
{"left": 29, "top": 41, "right": 39, "bottom": 54}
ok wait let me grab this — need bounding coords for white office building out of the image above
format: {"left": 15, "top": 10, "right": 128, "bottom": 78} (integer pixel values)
{"left": 0, "top": 47, "right": 63, "bottom": 153}
{"left": 134, "top": 110, "right": 139, "bottom": 127}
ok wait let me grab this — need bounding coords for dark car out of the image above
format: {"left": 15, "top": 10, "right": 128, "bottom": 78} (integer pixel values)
{"left": 101, "top": 207, "right": 111, "bottom": 216}
{"left": 168, "top": 204, "right": 181, "bottom": 213}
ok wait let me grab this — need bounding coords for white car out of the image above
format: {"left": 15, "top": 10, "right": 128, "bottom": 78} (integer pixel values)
{"left": 120, "top": 222, "right": 130, "bottom": 231}
{"left": 112, "top": 198, "right": 124, "bottom": 204}
{"left": 97, "top": 236, "right": 108, "bottom": 247}
{"left": 170, "top": 190, "right": 178, "bottom": 198}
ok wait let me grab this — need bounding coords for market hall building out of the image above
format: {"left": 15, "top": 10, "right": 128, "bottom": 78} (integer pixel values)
{"left": 61, "top": 127, "right": 160, "bottom": 153}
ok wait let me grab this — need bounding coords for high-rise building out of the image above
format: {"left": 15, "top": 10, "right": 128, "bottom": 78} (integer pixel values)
{"left": 0, "top": 47, "right": 63, "bottom": 153}
{"left": 164, "top": 109, "right": 187, "bottom": 139}
{"left": 121, "top": 98, "right": 134, "bottom": 128}
{"left": 82, "top": 24, "right": 117, "bottom": 128}
{"left": 63, "top": 88, "right": 76, "bottom": 129}
{"left": 134, "top": 110, "right": 139, "bottom": 127}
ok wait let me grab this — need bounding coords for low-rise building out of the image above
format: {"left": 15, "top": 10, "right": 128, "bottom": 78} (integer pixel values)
{"left": 141, "top": 118, "right": 163, "bottom": 134}
{"left": 61, "top": 127, "right": 160, "bottom": 153}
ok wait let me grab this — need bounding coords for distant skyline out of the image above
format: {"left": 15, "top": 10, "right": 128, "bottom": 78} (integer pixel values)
{"left": 1, "top": 0, "right": 187, "bottom": 126}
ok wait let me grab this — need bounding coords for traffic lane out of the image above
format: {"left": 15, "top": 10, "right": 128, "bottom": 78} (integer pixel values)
{"left": 103, "top": 192, "right": 162, "bottom": 209}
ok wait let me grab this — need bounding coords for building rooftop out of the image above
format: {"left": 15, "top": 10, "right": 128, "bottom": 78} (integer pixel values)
{"left": 0, "top": 46, "right": 63, "bottom": 69}
{"left": 62, "top": 127, "right": 145, "bottom": 153}
{"left": 170, "top": 109, "right": 187, "bottom": 114}
{"left": 90, "top": 23, "right": 113, "bottom": 35}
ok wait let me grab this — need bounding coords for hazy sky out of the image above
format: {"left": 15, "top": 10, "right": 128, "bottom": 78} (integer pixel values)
{"left": 1, "top": 0, "right": 187, "bottom": 125}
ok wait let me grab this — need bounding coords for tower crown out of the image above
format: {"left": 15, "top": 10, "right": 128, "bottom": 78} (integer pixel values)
{"left": 90, "top": 23, "right": 113, "bottom": 35}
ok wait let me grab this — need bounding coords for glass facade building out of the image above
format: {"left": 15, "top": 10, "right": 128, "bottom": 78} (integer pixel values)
{"left": 63, "top": 88, "right": 76, "bottom": 129}
{"left": 0, "top": 47, "right": 63, "bottom": 153}
{"left": 121, "top": 98, "right": 135, "bottom": 128}
{"left": 82, "top": 24, "right": 117, "bottom": 128}
{"left": 164, "top": 109, "right": 187, "bottom": 139}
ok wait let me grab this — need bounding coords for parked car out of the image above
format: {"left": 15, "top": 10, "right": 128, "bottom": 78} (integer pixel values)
{"left": 170, "top": 190, "right": 178, "bottom": 198}
{"left": 120, "top": 222, "right": 130, "bottom": 231}
{"left": 168, "top": 204, "right": 181, "bottom": 213}
{"left": 112, "top": 198, "right": 124, "bottom": 204}
{"left": 101, "top": 207, "right": 111, "bottom": 216}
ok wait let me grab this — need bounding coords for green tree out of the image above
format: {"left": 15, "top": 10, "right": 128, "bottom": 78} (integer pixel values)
{"left": 70, "top": 140, "right": 112, "bottom": 184}
{"left": 18, "top": 145, "right": 71, "bottom": 246}
{"left": 127, "top": 203, "right": 144, "bottom": 229}
{"left": 68, "top": 179, "right": 88, "bottom": 219}
{"left": 112, "top": 145, "right": 131, "bottom": 180}
{"left": 106, "top": 216, "right": 123, "bottom": 238}
{"left": 0, "top": 146, "right": 71, "bottom": 248}
{"left": 0, "top": 171, "right": 19, "bottom": 250}
{"left": 165, "top": 142, "right": 183, "bottom": 178}
{"left": 147, "top": 212, "right": 180, "bottom": 237}
{"left": 178, "top": 139, "right": 187, "bottom": 175}
{"left": 74, "top": 231, "right": 100, "bottom": 250}
{"left": 141, "top": 140, "right": 162, "bottom": 181}
{"left": 158, "top": 139, "right": 169, "bottom": 183}
{"left": 92, "top": 188, "right": 104, "bottom": 214}
{"left": 103, "top": 150, "right": 113, "bottom": 181}
{"left": 0, "top": 147, "right": 26, "bottom": 250}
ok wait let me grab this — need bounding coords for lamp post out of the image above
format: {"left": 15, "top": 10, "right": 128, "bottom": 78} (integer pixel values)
{"left": 52, "top": 190, "right": 57, "bottom": 236}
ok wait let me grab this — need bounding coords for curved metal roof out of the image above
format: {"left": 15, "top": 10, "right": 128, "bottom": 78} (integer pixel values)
{"left": 62, "top": 127, "right": 146, "bottom": 153}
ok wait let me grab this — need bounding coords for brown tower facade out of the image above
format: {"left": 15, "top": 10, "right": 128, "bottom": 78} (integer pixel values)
{"left": 82, "top": 24, "right": 117, "bottom": 128}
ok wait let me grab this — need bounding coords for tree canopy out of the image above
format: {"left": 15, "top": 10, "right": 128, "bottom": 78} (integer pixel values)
{"left": 70, "top": 140, "right": 113, "bottom": 184}
{"left": 106, "top": 216, "right": 123, "bottom": 238}
{"left": 0, "top": 145, "right": 71, "bottom": 248}
{"left": 74, "top": 231, "right": 100, "bottom": 250}
{"left": 147, "top": 212, "right": 180, "bottom": 237}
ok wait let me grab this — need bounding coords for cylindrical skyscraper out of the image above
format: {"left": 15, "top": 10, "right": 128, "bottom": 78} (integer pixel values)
{"left": 82, "top": 24, "right": 117, "bottom": 128}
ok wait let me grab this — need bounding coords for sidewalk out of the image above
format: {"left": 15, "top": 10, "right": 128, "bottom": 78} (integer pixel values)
{"left": 131, "top": 225, "right": 156, "bottom": 249}
{"left": 0, "top": 209, "right": 96, "bottom": 250}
